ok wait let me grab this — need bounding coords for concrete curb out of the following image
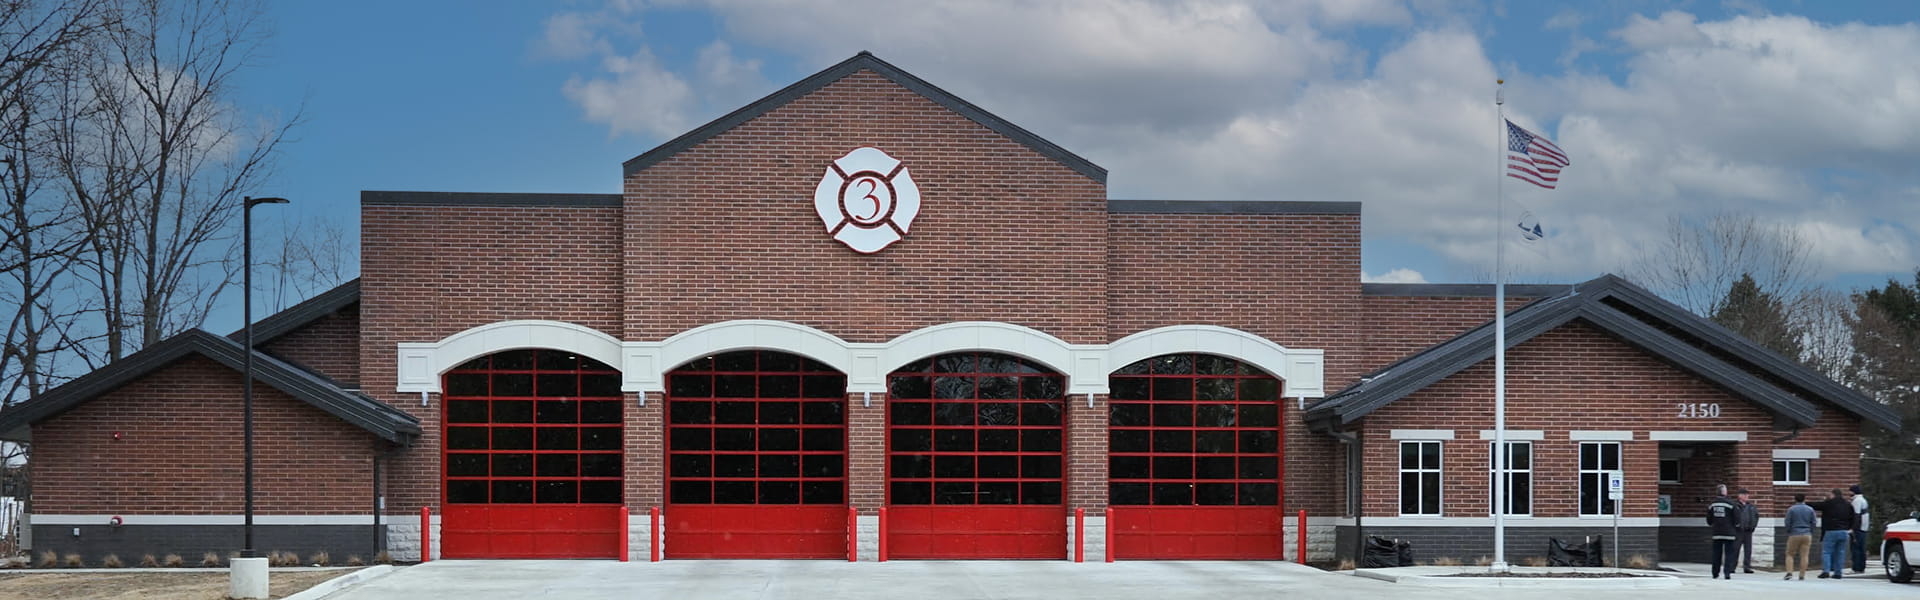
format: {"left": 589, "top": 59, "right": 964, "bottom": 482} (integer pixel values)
{"left": 1354, "top": 566, "right": 1682, "bottom": 588}
{"left": 282, "top": 565, "right": 395, "bottom": 600}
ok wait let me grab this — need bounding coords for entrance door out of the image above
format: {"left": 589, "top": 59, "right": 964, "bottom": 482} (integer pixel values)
{"left": 441, "top": 350, "right": 625, "bottom": 559}
{"left": 886, "top": 352, "right": 1066, "bottom": 559}
{"left": 666, "top": 350, "right": 848, "bottom": 558}
{"left": 1108, "top": 353, "right": 1283, "bottom": 559}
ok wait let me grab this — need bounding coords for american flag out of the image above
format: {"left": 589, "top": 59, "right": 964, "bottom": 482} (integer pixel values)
{"left": 1506, "top": 120, "right": 1569, "bottom": 189}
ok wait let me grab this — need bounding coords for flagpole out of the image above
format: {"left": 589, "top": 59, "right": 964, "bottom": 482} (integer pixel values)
{"left": 1492, "top": 79, "right": 1509, "bottom": 573}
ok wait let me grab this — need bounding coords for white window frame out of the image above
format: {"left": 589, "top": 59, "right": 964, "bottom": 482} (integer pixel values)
{"left": 1399, "top": 441, "right": 1443, "bottom": 517}
{"left": 1658, "top": 458, "right": 1682, "bottom": 484}
{"left": 1772, "top": 459, "right": 1810, "bottom": 486}
{"left": 1579, "top": 442, "right": 1621, "bottom": 517}
{"left": 1488, "top": 441, "right": 1532, "bottom": 516}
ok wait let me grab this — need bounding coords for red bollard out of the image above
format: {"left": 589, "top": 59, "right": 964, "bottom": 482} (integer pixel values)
{"left": 1297, "top": 509, "right": 1308, "bottom": 564}
{"left": 848, "top": 507, "right": 858, "bottom": 562}
{"left": 1104, "top": 507, "right": 1115, "bottom": 563}
{"left": 1074, "top": 508, "right": 1085, "bottom": 563}
{"left": 420, "top": 507, "right": 431, "bottom": 563}
{"left": 619, "top": 506, "right": 631, "bottom": 562}
{"left": 878, "top": 507, "right": 889, "bottom": 562}
{"left": 649, "top": 507, "right": 661, "bottom": 562}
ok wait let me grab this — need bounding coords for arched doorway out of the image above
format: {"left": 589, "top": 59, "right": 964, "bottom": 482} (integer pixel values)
{"left": 1108, "top": 353, "right": 1284, "bottom": 559}
{"left": 885, "top": 352, "right": 1066, "bottom": 559}
{"left": 665, "top": 350, "right": 849, "bottom": 558}
{"left": 441, "top": 349, "right": 625, "bottom": 559}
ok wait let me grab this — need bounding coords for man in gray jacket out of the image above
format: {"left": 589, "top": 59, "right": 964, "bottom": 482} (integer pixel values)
{"left": 1736, "top": 489, "right": 1760, "bottom": 573}
{"left": 1783, "top": 493, "right": 1817, "bottom": 580}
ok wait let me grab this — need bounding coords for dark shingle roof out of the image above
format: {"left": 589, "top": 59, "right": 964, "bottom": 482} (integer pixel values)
{"left": 1307, "top": 274, "right": 1901, "bottom": 432}
{"left": 0, "top": 329, "right": 420, "bottom": 444}
{"left": 230, "top": 278, "right": 360, "bottom": 345}
{"left": 621, "top": 51, "right": 1106, "bottom": 183}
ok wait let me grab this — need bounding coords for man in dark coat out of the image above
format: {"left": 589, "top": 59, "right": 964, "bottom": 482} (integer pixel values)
{"left": 1736, "top": 488, "right": 1760, "bottom": 573}
{"left": 1707, "top": 484, "right": 1740, "bottom": 579}
{"left": 1819, "top": 488, "right": 1858, "bottom": 579}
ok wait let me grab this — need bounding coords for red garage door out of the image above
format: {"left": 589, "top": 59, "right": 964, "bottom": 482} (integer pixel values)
{"left": 666, "top": 351, "right": 848, "bottom": 559}
{"left": 441, "top": 350, "right": 625, "bottom": 559}
{"left": 887, "top": 352, "right": 1066, "bottom": 559}
{"left": 1108, "top": 353, "right": 1284, "bottom": 560}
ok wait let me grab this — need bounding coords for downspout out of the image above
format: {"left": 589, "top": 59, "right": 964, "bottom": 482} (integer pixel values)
{"left": 1325, "top": 429, "right": 1361, "bottom": 567}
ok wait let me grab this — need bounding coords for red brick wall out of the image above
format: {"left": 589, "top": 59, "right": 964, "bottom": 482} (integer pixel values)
{"left": 263, "top": 304, "right": 361, "bottom": 387}
{"left": 359, "top": 204, "right": 624, "bottom": 513}
{"left": 1354, "top": 322, "right": 1855, "bottom": 521}
{"left": 31, "top": 355, "right": 376, "bottom": 514}
{"left": 1106, "top": 213, "right": 1363, "bottom": 517}
{"left": 622, "top": 69, "right": 1108, "bottom": 345}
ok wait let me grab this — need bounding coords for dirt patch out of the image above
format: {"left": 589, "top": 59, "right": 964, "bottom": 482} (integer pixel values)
{"left": 0, "top": 569, "right": 355, "bottom": 600}
{"left": 1440, "top": 571, "right": 1650, "bottom": 578}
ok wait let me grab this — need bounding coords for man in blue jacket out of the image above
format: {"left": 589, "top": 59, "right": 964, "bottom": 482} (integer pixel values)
{"left": 1707, "top": 484, "right": 1740, "bottom": 579}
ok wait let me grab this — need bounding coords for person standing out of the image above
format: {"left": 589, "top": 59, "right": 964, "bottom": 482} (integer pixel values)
{"left": 1707, "top": 484, "right": 1740, "bottom": 579}
{"left": 1819, "top": 488, "right": 1857, "bottom": 579}
{"left": 1736, "top": 488, "right": 1760, "bottom": 573}
{"left": 1849, "top": 484, "right": 1870, "bottom": 574}
{"left": 1783, "top": 493, "right": 1817, "bottom": 580}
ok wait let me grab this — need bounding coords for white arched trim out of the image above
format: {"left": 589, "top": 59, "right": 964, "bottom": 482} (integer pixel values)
{"left": 637, "top": 320, "right": 859, "bottom": 394}
{"left": 877, "top": 322, "right": 1102, "bottom": 395}
{"left": 1108, "top": 325, "right": 1325, "bottom": 398}
{"left": 395, "top": 320, "right": 625, "bottom": 393}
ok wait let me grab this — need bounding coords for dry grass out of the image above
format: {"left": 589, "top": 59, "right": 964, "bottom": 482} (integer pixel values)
{"left": 308, "top": 551, "right": 330, "bottom": 566}
{"left": 1427, "top": 556, "right": 1461, "bottom": 566}
{"left": 374, "top": 551, "right": 393, "bottom": 565}
{"left": 346, "top": 554, "right": 365, "bottom": 566}
{"left": 35, "top": 551, "right": 54, "bottom": 569}
{"left": 199, "top": 552, "right": 221, "bottom": 567}
{"left": 1522, "top": 556, "right": 1549, "bottom": 567}
{"left": 139, "top": 554, "right": 159, "bottom": 568}
{"left": 1626, "top": 554, "right": 1654, "bottom": 569}
{"left": 99, "top": 554, "right": 123, "bottom": 568}
{"left": 61, "top": 554, "right": 82, "bottom": 568}
{"left": 1337, "top": 558, "right": 1356, "bottom": 571}
{"left": 162, "top": 554, "right": 183, "bottom": 568}
{"left": 1474, "top": 555, "right": 1492, "bottom": 566}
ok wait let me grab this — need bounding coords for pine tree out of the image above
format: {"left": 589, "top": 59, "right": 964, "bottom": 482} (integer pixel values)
{"left": 1711, "top": 273, "right": 1804, "bottom": 360}
{"left": 1849, "top": 270, "right": 1920, "bottom": 539}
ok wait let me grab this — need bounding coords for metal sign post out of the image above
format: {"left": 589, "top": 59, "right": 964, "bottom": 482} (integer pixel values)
{"left": 1607, "top": 471, "right": 1623, "bottom": 570}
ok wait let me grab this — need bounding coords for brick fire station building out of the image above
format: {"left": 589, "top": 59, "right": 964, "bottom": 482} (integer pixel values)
{"left": 1, "top": 53, "right": 1898, "bottom": 566}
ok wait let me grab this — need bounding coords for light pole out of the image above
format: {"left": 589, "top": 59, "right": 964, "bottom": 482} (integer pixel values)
{"left": 241, "top": 196, "right": 287, "bottom": 557}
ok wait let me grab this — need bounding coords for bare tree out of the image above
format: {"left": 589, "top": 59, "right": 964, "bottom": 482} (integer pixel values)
{"left": 260, "top": 213, "right": 355, "bottom": 312}
{"left": 54, "top": 0, "right": 297, "bottom": 359}
{"left": 1624, "top": 212, "right": 1814, "bottom": 318}
{"left": 1794, "top": 288, "right": 1856, "bottom": 383}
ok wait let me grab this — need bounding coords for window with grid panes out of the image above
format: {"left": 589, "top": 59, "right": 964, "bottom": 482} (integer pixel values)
{"left": 666, "top": 351, "right": 847, "bottom": 505}
{"left": 1399, "top": 441, "right": 1442, "bottom": 516}
{"left": 1487, "top": 442, "right": 1531, "bottom": 516}
{"left": 443, "top": 350, "right": 624, "bottom": 505}
{"left": 1108, "top": 354, "right": 1281, "bottom": 506}
{"left": 1579, "top": 442, "right": 1621, "bottom": 516}
{"left": 887, "top": 352, "right": 1065, "bottom": 506}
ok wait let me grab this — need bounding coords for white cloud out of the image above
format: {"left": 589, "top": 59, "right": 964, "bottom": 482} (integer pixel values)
{"left": 562, "top": 48, "right": 696, "bottom": 138}
{"left": 1613, "top": 11, "right": 1708, "bottom": 50}
{"left": 1364, "top": 268, "right": 1429, "bottom": 284}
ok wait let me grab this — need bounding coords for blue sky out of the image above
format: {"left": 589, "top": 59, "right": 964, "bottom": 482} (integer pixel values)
{"left": 219, "top": 0, "right": 1920, "bottom": 328}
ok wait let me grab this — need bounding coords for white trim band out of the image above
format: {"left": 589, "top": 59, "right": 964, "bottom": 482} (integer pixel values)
{"left": 1361, "top": 516, "right": 1663, "bottom": 527}
{"left": 1390, "top": 429, "right": 1456, "bottom": 440}
{"left": 1569, "top": 430, "right": 1634, "bottom": 441}
{"left": 31, "top": 514, "right": 378, "bottom": 526}
{"left": 1773, "top": 449, "right": 1820, "bottom": 459}
{"left": 1648, "top": 431, "right": 1746, "bottom": 442}
{"left": 1478, "top": 430, "right": 1544, "bottom": 441}
{"left": 397, "top": 319, "right": 1328, "bottom": 399}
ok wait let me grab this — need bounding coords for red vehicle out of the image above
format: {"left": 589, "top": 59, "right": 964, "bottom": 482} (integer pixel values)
{"left": 1886, "top": 510, "right": 1919, "bottom": 583}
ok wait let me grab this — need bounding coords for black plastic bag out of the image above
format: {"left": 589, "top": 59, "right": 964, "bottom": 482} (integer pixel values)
{"left": 1361, "top": 535, "right": 1415, "bottom": 567}
{"left": 1547, "top": 535, "right": 1605, "bottom": 567}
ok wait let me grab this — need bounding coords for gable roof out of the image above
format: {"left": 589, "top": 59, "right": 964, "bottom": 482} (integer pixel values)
{"left": 0, "top": 329, "right": 420, "bottom": 444}
{"left": 230, "top": 278, "right": 360, "bottom": 345}
{"left": 1306, "top": 274, "right": 1901, "bottom": 432}
{"left": 621, "top": 51, "right": 1106, "bottom": 183}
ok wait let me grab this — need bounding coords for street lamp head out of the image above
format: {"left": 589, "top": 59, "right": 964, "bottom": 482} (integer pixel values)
{"left": 244, "top": 196, "right": 290, "bottom": 208}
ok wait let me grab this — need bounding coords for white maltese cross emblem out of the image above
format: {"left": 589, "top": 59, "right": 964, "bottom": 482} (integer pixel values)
{"left": 813, "top": 147, "right": 920, "bottom": 254}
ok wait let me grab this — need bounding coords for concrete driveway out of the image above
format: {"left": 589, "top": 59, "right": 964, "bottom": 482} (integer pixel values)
{"left": 319, "top": 560, "right": 1916, "bottom": 600}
